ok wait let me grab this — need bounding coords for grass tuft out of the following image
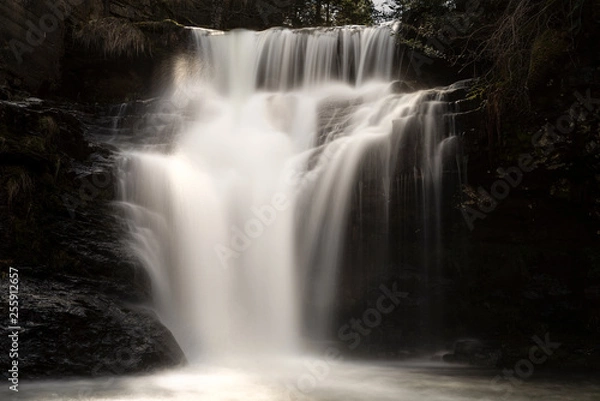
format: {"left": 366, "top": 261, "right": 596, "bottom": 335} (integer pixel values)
{"left": 74, "top": 17, "right": 149, "bottom": 58}
{"left": 4, "top": 167, "right": 33, "bottom": 208}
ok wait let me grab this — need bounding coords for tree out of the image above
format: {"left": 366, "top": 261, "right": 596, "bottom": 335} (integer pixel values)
{"left": 333, "top": 0, "right": 374, "bottom": 26}
{"left": 287, "top": 0, "right": 375, "bottom": 27}
{"left": 386, "top": 0, "right": 592, "bottom": 149}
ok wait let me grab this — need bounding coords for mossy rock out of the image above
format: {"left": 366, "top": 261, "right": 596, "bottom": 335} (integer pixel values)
{"left": 528, "top": 29, "right": 570, "bottom": 90}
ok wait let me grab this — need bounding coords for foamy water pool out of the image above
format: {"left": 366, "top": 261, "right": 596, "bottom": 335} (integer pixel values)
{"left": 9, "top": 359, "right": 600, "bottom": 401}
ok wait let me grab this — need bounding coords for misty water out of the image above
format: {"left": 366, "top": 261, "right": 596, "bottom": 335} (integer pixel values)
{"left": 11, "top": 24, "right": 598, "bottom": 400}
{"left": 15, "top": 361, "right": 600, "bottom": 400}
{"left": 118, "top": 22, "right": 457, "bottom": 360}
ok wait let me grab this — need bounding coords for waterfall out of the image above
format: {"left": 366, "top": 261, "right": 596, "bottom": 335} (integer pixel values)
{"left": 117, "top": 23, "right": 459, "bottom": 363}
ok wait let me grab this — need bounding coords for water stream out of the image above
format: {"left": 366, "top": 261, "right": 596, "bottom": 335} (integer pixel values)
{"left": 118, "top": 23, "right": 459, "bottom": 362}
{"left": 16, "top": 362, "right": 600, "bottom": 401}
{"left": 13, "top": 23, "right": 598, "bottom": 401}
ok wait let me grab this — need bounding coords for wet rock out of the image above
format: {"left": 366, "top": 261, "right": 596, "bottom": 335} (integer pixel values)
{"left": 0, "top": 1, "right": 66, "bottom": 93}
{"left": 585, "top": 286, "right": 600, "bottom": 300}
{"left": 0, "top": 98, "right": 185, "bottom": 379}
{"left": 0, "top": 86, "right": 11, "bottom": 101}
{"left": 0, "top": 0, "right": 193, "bottom": 96}
{"left": 389, "top": 80, "right": 418, "bottom": 93}
{"left": 0, "top": 270, "right": 184, "bottom": 379}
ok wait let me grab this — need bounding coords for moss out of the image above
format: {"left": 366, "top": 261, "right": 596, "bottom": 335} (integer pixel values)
{"left": 39, "top": 115, "right": 59, "bottom": 136}
{"left": 4, "top": 166, "right": 34, "bottom": 208}
{"left": 466, "top": 84, "right": 487, "bottom": 102}
{"left": 22, "top": 135, "right": 48, "bottom": 154}
{"left": 50, "top": 249, "right": 80, "bottom": 270}
{"left": 0, "top": 123, "right": 8, "bottom": 136}
{"left": 583, "top": 248, "right": 600, "bottom": 279}
{"left": 528, "top": 29, "right": 569, "bottom": 89}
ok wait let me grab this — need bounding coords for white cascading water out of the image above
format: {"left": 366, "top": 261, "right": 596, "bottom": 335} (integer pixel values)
{"left": 117, "top": 22, "right": 458, "bottom": 363}
{"left": 17, "top": 23, "right": 599, "bottom": 401}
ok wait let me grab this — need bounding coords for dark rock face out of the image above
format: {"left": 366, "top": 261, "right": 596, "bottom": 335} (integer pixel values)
{"left": 0, "top": 269, "right": 184, "bottom": 379}
{"left": 328, "top": 77, "right": 600, "bottom": 371}
{"left": 0, "top": 0, "right": 289, "bottom": 99}
{"left": 0, "top": 1, "right": 67, "bottom": 93}
{"left": 60, "top": 19, "right": 190, "bottom": 102}
{"left": 0, "top": 0, "right": 190, "bottom": 99}
{"left": 0, "top": 97, "right": 185, "bottom": 379}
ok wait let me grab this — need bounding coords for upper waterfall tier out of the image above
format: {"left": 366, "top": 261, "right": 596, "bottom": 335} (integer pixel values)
{"left": 187, "top": 23, "right": 400, "bottom": 93}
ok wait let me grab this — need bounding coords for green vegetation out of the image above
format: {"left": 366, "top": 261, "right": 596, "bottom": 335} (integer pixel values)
{"left": 287, "top": 0, "right": 375, "bottom": 26}
{"left": 387, "top": 0, "right": 594, "bottom": 147}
